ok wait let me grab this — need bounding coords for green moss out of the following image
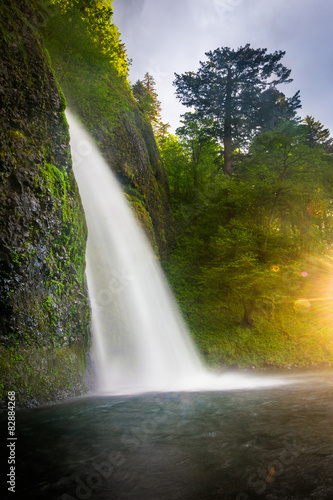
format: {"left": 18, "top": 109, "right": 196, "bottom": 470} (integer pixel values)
{"left": 38, "top": 162, "right": 70, "bottom": 221}
{"left": 127, "top": 193, "right": 159, "bottom": 257}
{"left": 0, "top": 0, "right": 91, "bottom": 406}
{"left": 123, "top": 183, "right": 145, "bottom": 203}
{"left": 43, "top": 296, "right": 52, "bottom": 311}
{"left": 0, "top": 341, "right": 88, "bottom": 404}
{"left": 9, "top": 130, "right": 25, "bottom": 141}
{"left": 42, "top": 3, "right": 174, "bottom": 259}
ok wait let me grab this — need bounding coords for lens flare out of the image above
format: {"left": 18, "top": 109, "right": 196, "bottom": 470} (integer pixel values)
{"left": 291, "top": 254, "right": 333, "bottom": 357}
{"left": 294, "top": 298, "right": 311, "bottom": 313}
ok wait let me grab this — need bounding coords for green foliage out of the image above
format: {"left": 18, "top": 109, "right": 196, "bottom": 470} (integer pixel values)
{"left": 51, "top": 0, "right": 128, "bottom": 78}
{"left": 132, "top": 72, "right": 170, "bottom": 141}
{"left": 42, "top": 0, "right": 131, "bottom": 137}
{"left": 165, "top": 113, "right": 333, "bottom": 368}
{"left": 174, "top": 44, "right": 300, "bottom": 175}
{"left": 180, "top": 116, "right": 222, "bottom": 198}
{"left": 159, "top": 114, "right": 222, "bottom": 209}
{"left": 302, "top": 115, "right": 331, "bottom": 148}
{"left": 159, "top": 135, "right": 192, "bottom": 204}
{"left": 132, "top": 73, "right": 161, "bottom": 122}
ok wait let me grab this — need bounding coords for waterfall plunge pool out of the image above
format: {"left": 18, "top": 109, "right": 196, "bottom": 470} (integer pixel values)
{"left": 2, "top": 369, "right": 333, "bottom": 500}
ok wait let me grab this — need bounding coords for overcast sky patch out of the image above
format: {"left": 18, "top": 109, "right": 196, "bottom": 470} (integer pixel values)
{"left": 113, "top": 0, "right": 333, "bottom": 133}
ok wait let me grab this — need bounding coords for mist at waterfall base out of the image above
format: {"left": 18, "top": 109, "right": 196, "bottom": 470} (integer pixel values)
{"left": 67, "top": 110, "right": 285, "bottom": 394}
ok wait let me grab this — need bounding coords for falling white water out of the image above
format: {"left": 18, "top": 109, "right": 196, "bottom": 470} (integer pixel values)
{"left": 67, "top": 111, "right": 287, "bottom": 394}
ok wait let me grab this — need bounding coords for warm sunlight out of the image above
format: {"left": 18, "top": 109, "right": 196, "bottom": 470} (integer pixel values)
{"left": 1, "top": 1, "right": 333, "bottom": 498}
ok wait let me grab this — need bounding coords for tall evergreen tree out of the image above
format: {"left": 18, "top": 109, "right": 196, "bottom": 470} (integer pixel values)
{"left": 132, "top": 72, "right": 170, "bottom": 138}
{"left": 302, "top": 115, "right": 331, "bottom": 147}
{"left": 256, "top": 88, "right": 301, "bottom": 131}
{"left": 173, "top": 44, "right": 300, "bottom": 175}
{"left": 132, "top": 73, "right": 161, "bottom": 125}
{"left": 155, "top": 121, "right": 171, "bottom": 144}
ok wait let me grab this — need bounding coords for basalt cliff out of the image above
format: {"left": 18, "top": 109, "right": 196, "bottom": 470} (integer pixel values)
{"left": 0, "top": 0, "right": 174, "bottom": 406}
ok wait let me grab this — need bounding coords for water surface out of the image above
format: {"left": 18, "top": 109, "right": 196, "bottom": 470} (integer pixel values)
{"left": 1, "top": 370, "right": 333, "bottom": 499}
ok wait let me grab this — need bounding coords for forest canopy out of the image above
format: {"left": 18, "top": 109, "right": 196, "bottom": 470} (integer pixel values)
{"left": 157, "top": 45, "right": 333, "bottom": 367}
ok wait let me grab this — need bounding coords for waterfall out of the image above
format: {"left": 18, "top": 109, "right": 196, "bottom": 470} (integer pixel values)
{"left": 67, "top": 111, "right": 205, "bottom": 393}
{"left": 67, "top": 111, "right": 285, "bottom": 394}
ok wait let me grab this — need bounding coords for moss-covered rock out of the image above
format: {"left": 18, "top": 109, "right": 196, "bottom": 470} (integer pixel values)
{"left": 0, "top": 341, "right": 87, "bottom": 407}
{"left": 42, "top": 2, "right": 175, "bottom": 259}
{"left": 0, "top": 0, "right": 90, "bottom": 406}
{"left": 0, "top": 0, "right": 175, "bottom": 406}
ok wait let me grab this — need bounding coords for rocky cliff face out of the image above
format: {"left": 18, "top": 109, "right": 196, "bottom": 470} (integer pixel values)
{"left": 0, "top": 1, "right": 175, "bottom": 406}
{"left": 94, "top": 102, "right": 175, "bottom": 259}
{"left": 43, "top": 2, "right": 175, "bottom": 259}
{"left": 0, "top": 0, "right": 90, "bottom": 406}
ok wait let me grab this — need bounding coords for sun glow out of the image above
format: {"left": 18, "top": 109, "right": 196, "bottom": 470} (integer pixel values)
{"left": 291, "top": 253, "right": 333, "bottom": 356}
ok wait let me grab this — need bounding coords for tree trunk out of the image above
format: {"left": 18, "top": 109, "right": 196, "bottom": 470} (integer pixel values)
{"left": 263, "top": 149, "right": 289, "bottom": 254}
{"left": 241, "top": 299, "right": 255, "bottom": 327}
{"left": 223, "top": 133, "right": 233, "bottom": 176}
{"left": 223, "top": 68, "right": 233, "bottom": 176}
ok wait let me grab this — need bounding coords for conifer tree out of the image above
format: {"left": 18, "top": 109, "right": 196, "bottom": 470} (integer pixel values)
{"left": 302, "top": 115, "right": 331, "bottom": 147}
{"left": 174, "top": 44, "right": 300, "bottom": 175}
{"left": 256, "top": 88, "right": 301, "bottom": 131}
{"left": 132, "top": 72, "right": 170, "bottom": 138}
{"left": 155, "top": 121, "right": 171, "bottom": 144}
{"left": 132, "top": 73, "right": 161, "bottom": 125}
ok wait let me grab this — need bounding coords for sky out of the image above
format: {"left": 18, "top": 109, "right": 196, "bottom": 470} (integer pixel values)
{"left": 112, "top": 0, "right": 333, "bottom": 134}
